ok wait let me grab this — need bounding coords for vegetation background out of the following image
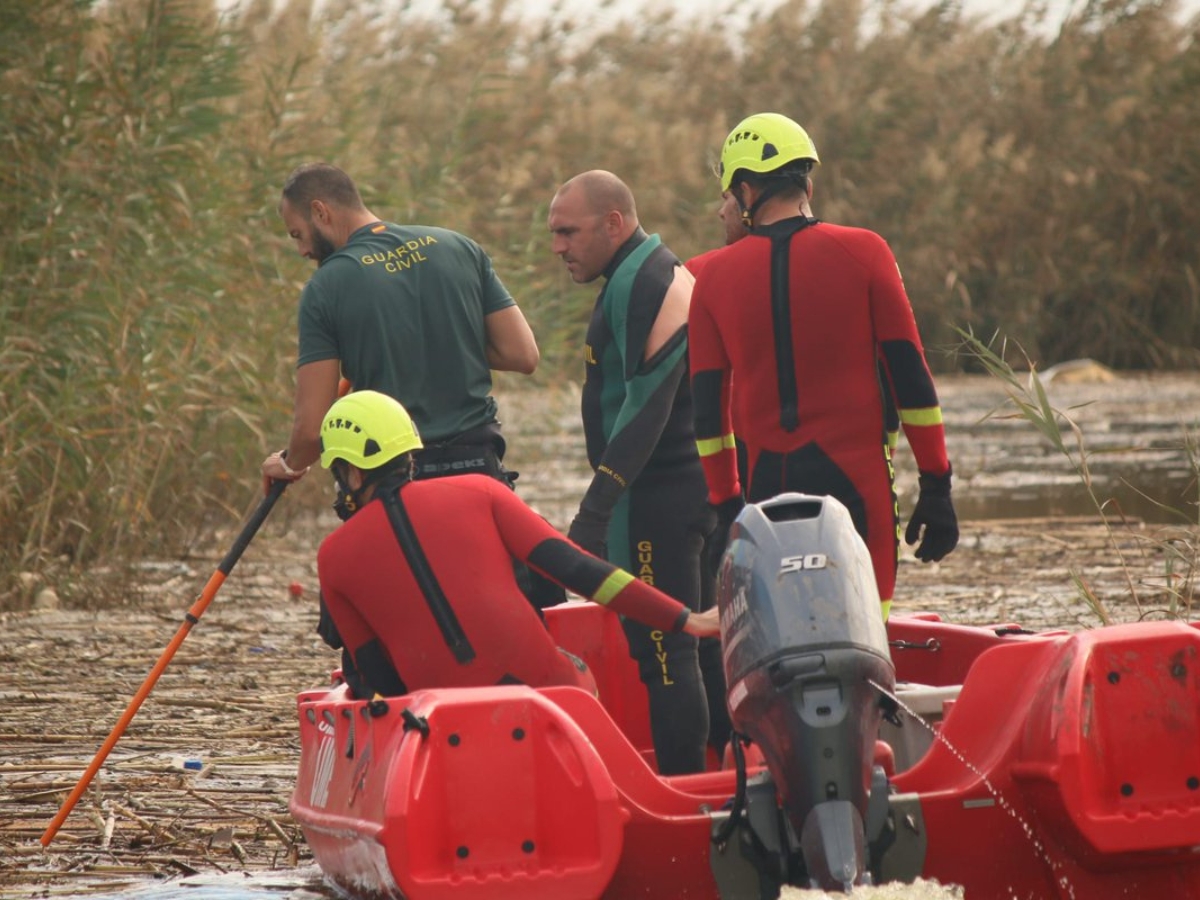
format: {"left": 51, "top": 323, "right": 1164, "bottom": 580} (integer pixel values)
{"left": 2, "top": 0, "right": 1198, "bottom": 608}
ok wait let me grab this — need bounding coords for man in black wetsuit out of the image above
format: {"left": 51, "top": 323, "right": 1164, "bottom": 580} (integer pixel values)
{"left": 547, "top": 170, "right": 730, "bottom": 775}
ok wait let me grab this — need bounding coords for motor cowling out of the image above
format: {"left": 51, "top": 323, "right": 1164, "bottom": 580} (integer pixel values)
{"left": 718, "top": 494, "right": 896, "bottom": 891}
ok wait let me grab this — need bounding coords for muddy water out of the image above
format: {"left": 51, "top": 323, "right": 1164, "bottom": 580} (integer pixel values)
{"left": 29, "top": 871, "right": 960, "bottom": 900}
{"left": 926, "top": 370, "right": 1198, "bottom": 524}
{"left": 783, "top": 885, "right": 962, "bottom": 899}
{"left": 501, "top": 370, "right": 1200, "bottom": 529}
{"left": 49, "top": 870, "right": 332, "bottom": 899}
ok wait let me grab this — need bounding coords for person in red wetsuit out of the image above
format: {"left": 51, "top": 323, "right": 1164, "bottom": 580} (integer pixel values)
{"left": 686, "top": 182, "right": 904, "bottom": 579}
{"left": 685, "top": 191, "right": 745, "bottom": 281}
{"left": 314, "top": 390, "right": 719, "bottom": 698}
{"left": 689, "top": 112, "right": 958, "bottom": 619}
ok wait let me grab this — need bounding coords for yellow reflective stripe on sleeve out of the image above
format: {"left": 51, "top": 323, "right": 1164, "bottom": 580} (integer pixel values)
{"left": 899, "top": 406, "right": 944, "bottom": 427}
{"left": 880, "top": 599, "right": 892, "bottom": 622}
{"left": 695, "top": 433, "right": 737, "bottom": 459}
{"left": 593, "top": 569, "right": 634, "bottom": 606}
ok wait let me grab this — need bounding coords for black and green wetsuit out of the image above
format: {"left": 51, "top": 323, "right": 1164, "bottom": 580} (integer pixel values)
{"left": 579, "top": 229, "right": 729, "bottom": 775}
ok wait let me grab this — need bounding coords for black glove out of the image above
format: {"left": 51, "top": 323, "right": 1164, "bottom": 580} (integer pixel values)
{"left": 904, "top": 468, "right": 959, "bottom": 562}
{"left": 568, "top": 507, "right": 610, "bottom": 558}
{"left": 705, "top": 496, "right": 746, "bottom": 580}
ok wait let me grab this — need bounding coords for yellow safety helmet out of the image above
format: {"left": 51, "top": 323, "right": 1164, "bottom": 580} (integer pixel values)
{"left": 319, "top": 390, "right": 423, "bottom": 470}
{"left": 719, "top": 112, "right": 820, "bottom": 192}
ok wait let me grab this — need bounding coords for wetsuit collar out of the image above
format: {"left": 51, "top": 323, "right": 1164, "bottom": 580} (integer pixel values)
{"left": 602, "top": 227, "right": 649, "bottom": 281}
{"left": 753, "top": 215, "right": 819, "bottom": 238}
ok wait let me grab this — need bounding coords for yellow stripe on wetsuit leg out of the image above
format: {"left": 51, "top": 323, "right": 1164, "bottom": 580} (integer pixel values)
{"left": 593, "top": 569, "right": 635, "bottom": 606}
{"left": 695, "top": 433, "right": 737, "bottom": 459}
{"left": 899, "top": 406, "right": 943, "bottom": 427}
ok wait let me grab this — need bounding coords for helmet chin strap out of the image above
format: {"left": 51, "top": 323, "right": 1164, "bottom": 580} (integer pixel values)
{"left": 332, "top": 461, "right": 414, "bottom": 522}
{"left": 735, "top": 182, "right": 777, "bottom": 230}
{"left": 331, "top": 465, "right": 365, "bottom": 521}
{"left": 736, "top": 172, "right": 806, "bottom": 230}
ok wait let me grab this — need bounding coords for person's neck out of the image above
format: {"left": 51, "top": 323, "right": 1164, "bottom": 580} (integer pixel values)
{"left": 336, "top": 209, "right": 383, "bottom": 248}
{"left": 601, "top": 226, "right": 647, "bottom": 280}
{"left": 755, "top": 197, "right": 813, "bottom": 227}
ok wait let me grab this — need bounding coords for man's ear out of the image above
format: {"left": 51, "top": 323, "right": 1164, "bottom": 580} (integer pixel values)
{"left": 311, "top": 198, "right": 332, "bottom": 225}
{"left": 603, "top": 209, "right": 624, "bottom": 238}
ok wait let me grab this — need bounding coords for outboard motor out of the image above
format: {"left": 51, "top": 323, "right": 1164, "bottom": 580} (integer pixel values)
{"left": 718, "top": 493, "right": 896, "bottom": 893}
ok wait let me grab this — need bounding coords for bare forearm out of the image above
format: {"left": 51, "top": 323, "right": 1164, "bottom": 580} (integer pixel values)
{"left": 485, "top": 306, "right": 539, "bottom": 374}
{"left": 262, "top": 359, "right": 340, "bottom": 480}
{"left": 285, "top": 426, "right": 323, "bottom": 471}
{"left": 287, "top": 360, "right": 340, "bottom": 467}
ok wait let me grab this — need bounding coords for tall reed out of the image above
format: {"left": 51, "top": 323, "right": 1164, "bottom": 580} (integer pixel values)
{"left": 2, "top": 0, "right": 1198, "bottom": 608}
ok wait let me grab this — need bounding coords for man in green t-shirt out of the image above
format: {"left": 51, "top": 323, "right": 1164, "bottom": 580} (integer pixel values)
{"left": 261, "top": 163, "right": 540, "bottom": 485}
{"left": 261, "top": 163, "right": 554, "bottom": 686}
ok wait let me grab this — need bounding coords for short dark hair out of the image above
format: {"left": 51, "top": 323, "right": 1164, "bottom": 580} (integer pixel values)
{"left": 281, "top": 163, "right": 366, "bottom": 216}
{"left": 365, "top": 452, "right": 415, "bottom": 487}
{"left": 736, "top": 159, "right": 812, "bottom": 198}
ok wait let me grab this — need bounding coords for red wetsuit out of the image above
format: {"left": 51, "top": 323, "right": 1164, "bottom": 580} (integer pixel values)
{"left": 688, "top": 218, "right": 949, "bottom": 611}
{"left": 685, "top": 246, "right": 723, "bottom": 280}
{"left": 318, "top": 474, "right": 691, "bottom": 694}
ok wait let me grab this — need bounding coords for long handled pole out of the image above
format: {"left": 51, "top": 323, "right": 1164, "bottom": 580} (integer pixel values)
{"left": 40, "top": 480, "right": 288, "bottom": 847}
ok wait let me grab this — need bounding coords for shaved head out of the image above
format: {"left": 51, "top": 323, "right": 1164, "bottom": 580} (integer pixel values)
{"left": 548, "top": 170, "right": 643, "bottom": 284}
{"left": 556, "top": 170, "right": 638, "bottom": 223}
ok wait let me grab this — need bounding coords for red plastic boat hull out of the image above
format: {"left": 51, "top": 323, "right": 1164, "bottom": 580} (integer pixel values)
{"left": 291, "top": 606, "right": 1200, "bottom": 899}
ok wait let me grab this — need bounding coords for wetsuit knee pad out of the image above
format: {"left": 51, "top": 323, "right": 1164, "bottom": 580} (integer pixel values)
{"left": 350, "top": 638, "right": 408, "bottom": 698}
{"left": 316, "top": 590, "right": 344, "bottom": 650}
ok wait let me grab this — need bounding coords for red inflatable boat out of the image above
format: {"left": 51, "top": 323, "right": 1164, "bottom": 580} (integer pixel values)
{"left": 290, "top": 495, "right": 1200, "bottom": 899}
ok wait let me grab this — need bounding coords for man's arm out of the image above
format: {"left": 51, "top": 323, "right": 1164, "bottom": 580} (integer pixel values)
{"left": 688, "top": 280, "right": 739, "bottom": 504}
{"left": 288, "top": 359, "right": 341, "bottom": 467}
{"left": 485, "top": 306, "right": 539, "bottom": 374}
{"left": 486, "top": 484, "right": 718, "bottom": 637}
{"left": 869, "top": 242, "right": 949, "bottom": 476}
{"left": 261, "top": 358, "right": 340, "bottom": 480}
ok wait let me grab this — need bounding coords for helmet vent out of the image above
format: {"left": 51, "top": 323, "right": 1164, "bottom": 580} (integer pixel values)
{"left": 761, "top": 143, "right": 778, "bottom": 161}
{"left": 364, "top": 438, "right": 381, "bottom": 457}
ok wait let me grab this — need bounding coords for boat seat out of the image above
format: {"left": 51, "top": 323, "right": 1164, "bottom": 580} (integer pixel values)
{"left": 894, "top": 682, "right": 963, "bottom": 718}
{"left": 880, "top": 681, "right": 963, "bottom": 774}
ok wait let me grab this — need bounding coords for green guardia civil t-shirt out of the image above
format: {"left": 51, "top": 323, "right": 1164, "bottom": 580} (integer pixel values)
{"left": 297, "top": 222, "right": 515, "bottom": 443}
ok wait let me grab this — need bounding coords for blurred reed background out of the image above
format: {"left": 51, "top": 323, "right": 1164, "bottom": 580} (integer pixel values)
{"left": 2, "top": 0, "right": 1197, "bottom": 607}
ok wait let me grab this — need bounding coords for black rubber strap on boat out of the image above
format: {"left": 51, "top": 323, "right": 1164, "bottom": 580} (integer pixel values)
{"left": 380, "top": 484, "right": 476, "bottom": 664}
{"left": 401, "top": 708, "right": 429, "bottom": 736}
{"left": 712, "top": 731, "right": 749, "bottom": 849}
{"left": 764, "top": 217, "right": 818, "bottom": 432}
